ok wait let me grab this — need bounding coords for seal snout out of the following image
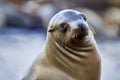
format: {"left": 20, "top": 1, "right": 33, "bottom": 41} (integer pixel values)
{"left": 77, "top": 23, "right": 86, "bottom": 32}
{"left": 74, "top": 22, "right": 88, "bottom": 38}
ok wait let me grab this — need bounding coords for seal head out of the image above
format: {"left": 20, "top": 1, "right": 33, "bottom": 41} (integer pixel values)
{"left": 22, "top": 9, "right": 101, "bottom": 80}
{"left": 48, "top": 9, "right": 95, "bottom": 46}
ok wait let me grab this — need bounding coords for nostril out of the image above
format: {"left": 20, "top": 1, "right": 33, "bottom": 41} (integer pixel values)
{"left": 78, "top": 23, "right": 84, "bottom": 28}
{"left": 78, "top": 23, "right": 85, "bottom": 31}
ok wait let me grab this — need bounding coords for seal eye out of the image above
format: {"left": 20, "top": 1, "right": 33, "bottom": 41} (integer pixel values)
{"left": 59, "top": 22, "right": 68, "bottom": 32}
{"left": 59, "top": 22, "right": 66, "bottom": 28}
{"left": 81, "top": 14, "right": 87, "bottom": 21}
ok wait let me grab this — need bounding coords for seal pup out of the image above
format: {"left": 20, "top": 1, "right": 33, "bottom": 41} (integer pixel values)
{"left": 22, "top": 9, "right": 101, "bottom": 80}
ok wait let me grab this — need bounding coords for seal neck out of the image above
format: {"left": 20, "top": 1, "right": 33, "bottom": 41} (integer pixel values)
{"left": 43, "top": 34, "right": 100, "bottom": 78}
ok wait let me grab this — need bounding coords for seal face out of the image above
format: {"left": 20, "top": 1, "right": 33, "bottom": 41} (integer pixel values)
{"left": 22, "top": 9, "right": 101, "bottom": 80}
{"left": 48, "top": 9, "right": 93, "bottom": 46}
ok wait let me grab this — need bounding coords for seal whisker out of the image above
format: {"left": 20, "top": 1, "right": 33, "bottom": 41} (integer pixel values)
{"left": 62, "top": 35, "right": 69, "bottom": 46}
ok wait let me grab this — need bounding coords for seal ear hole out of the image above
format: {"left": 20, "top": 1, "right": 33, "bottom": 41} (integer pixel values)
{"left": 48, "top": 27, "right": 54, "bottom": 32}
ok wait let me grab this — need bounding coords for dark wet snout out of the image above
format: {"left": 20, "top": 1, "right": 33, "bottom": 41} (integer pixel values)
{"left": 73, "top": 22, "right": 88, "bottom": 39}
{"left": 76, "top": 22, "right": 88, "bottom": 34}
{"left": 77, "top": 23, "right": 86, "bottom": 32}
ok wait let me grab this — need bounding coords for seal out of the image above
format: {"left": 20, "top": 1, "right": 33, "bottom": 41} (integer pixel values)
{"left": 22, "top": 9, "right": 101, "bottom": 80}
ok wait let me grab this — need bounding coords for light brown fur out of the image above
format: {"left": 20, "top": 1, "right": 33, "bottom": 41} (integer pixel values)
{"left": 22, "top": 9, "right": 101, "bottom": 80}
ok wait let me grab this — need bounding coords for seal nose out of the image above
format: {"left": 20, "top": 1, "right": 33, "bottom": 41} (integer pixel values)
{"left": 77, "top": 23, "right": 86, "bottom": 31}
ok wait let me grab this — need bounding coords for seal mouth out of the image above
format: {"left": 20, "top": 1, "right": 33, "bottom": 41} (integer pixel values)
{"left": 75, "top": 33, "right": 88, "bottom": 39}
{"left": 61, "top": 28, "right": 88, "bottom": 46}
{"left": 71, "top": 28, "right": 88, "bottom": 39}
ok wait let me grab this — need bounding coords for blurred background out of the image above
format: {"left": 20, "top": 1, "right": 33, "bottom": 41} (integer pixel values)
{"left": 0, "top": 0, "right": 120, "bottom": 80}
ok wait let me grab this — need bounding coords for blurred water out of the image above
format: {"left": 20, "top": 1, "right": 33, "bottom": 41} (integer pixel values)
{"left": 0, "top": 28, "right": 120, "bottom": 80}
{"left": 0, "top": 28, "right": 46, "bottom": 80}
{"left": 99, "top": 41, "right": 120, "bottom": 80}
